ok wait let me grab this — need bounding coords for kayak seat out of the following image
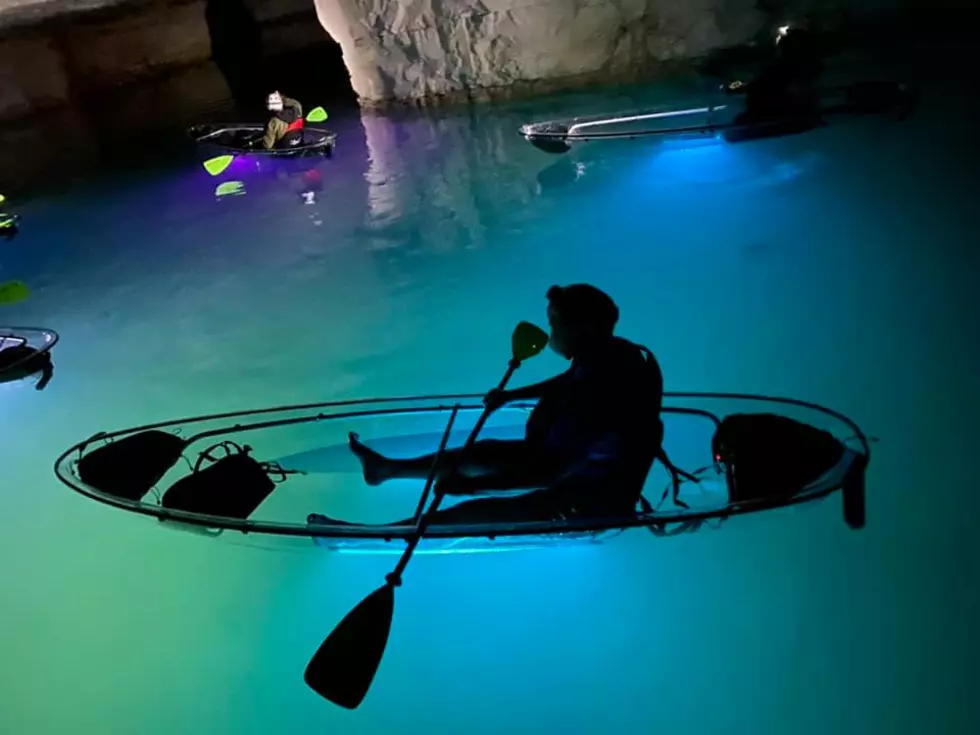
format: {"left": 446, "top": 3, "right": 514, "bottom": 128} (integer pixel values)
{"left": 77, "top": 430, "right": 188, "bottom": 502}
{"left": 161, "top": 447, "right": 276, "bottom": 520}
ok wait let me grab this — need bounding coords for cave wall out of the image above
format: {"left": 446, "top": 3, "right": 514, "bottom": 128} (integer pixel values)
{"left": 0, "top": 1, "right": 212, "bottom": 121}
{"left": 0, "top": 0, "right": 953, "bottom": 123}
{"left": 312, "top": 0, "right": 914, "bottom": 106}
{"left": 0, "top": 0, "right": 332, "bottom": 122}
{"left": 313, "top": 0, "right": 767, "bottom": 105}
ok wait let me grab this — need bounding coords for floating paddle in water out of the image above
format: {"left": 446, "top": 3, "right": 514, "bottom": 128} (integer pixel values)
{"left": 303, "top": 321, "right": 550, "bottom": 709}
{"left": 0, "top": 280, "right": 30, "bottom": 305}
{"left": 202, "top": 106, "right": 330, "bottom": 176}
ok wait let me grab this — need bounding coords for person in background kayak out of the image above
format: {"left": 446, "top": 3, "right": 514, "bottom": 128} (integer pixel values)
{"left": 740, "top": 26, "right": 823, "bottom": 125}
{"left": 340, "top": 284, "right": 666, "bottom": 524}
{"left": 261, "top": 91, "right": 304, "bottom": 149}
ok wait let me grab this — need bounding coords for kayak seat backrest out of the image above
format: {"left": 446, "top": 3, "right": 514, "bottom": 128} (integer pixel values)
{"left": 712, "top": 412, "right": 846, "bottom": 503}
{"left": 161, "top": 451, "right": 276, "bottom": 520}
{"left": 77, "top": 430, "right": 188, "bottom": 502}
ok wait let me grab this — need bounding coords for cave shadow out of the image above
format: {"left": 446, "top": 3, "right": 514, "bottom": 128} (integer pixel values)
{"left": 204, "top": 0, "right": 357, "bottom": 116}
{"left": 205, "top": 0, "right": 264, "bottom": 112}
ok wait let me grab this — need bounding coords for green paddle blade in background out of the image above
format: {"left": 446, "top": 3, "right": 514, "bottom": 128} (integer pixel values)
{"left": 203, "top": 155, "right": 235, "bottom": 176}
{"left": 306, "top": 107, "right": 328, "bottom": 123}
{"left": 0, "top": 280, "right": 30, "bottom": 305}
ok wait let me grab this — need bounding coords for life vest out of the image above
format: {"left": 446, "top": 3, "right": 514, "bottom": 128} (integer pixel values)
{"left": 286, "top": 117, "right": 305, "bottom": 133}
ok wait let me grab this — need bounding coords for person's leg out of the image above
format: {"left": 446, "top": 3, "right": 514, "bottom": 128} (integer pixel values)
{"left": 308, "top": 488, "right": 569, "bottom": 530}
{"left": 276, "top": 129, "right": 304, "bottom": 148}
{"left": 349, "top": 433, "right": 544, "bottom": 487}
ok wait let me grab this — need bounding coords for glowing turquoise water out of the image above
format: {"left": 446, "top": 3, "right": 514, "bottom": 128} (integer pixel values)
{"left": 2, "top": 76, "right": 978, "bottom": 733}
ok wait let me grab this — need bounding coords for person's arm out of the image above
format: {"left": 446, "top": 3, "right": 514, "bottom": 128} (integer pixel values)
{"left": 282, "top": 96, "right": 302, "bottom": 118}
{"left": 504, "top": 372, "right": 569, "bottom": 402}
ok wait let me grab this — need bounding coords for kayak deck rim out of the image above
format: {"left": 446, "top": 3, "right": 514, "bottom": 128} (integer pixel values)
{"left": 52, "top": 390, "right": 871, "bottom": 542}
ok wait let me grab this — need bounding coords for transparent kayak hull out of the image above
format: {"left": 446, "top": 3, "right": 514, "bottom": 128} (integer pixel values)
{"left": 187, "top": 123, "right": 338, "bottom": 157}
{"left": 519, "top": 81, "right": 917, "bottom": 153}
{"left": 53, "top": 392, "right": 870, "bottom": 554}
{"left": 0, "top": 327, "right": 58, "bottom": 383}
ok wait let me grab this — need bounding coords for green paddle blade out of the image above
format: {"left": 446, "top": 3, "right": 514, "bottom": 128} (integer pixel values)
{"left": 512, "top": 321, "right": 549, "bottom": 362}
{"left": 203, "top": 155, "right": 235, "bottom": 176}
{"left": 0, "top": 193, "right": 6, "bottom": 205}
{"left": 306, "top": 106, "right": 328, "bottom": 123}
{"left": 304, "top": 582, "right": 395, "bottom": 709}
{"left": 0, "top": 280, "right": 30, "bottom": 305}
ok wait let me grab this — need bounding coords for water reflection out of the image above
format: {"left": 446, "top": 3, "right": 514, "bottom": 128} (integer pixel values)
{"left": 352, "top": 76, "right": 755, "bottom": 255}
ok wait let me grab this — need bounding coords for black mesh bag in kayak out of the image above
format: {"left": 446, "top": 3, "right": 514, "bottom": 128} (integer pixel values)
{"left": 712, "top": 412, "right": 847, "bottom": 503}
{"left": 77, "top": 430, "right": 189, "bottom": 502}
{"left": 161, "top": 443, "right": 276, "bottom": 521}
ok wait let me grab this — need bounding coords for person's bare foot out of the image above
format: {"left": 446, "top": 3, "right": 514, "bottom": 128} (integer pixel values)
{"left": 348, "top": 432, "right": 391, "bottom": 486}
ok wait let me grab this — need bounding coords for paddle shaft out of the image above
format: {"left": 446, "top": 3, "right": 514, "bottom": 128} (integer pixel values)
{"left": 410, "top": 404, "right": 460, "bottom": 523}
{"left": 388, "top": 359, "right": 521, "bottom": 583}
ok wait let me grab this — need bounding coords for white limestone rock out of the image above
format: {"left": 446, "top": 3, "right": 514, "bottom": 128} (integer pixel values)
{"left": 314, "top": 0, "right": 770, "bottom": 104}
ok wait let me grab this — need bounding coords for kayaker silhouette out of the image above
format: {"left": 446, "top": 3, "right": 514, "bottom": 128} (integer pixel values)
{"left": 329, "top": 284, "right": 668, "bottom": 526}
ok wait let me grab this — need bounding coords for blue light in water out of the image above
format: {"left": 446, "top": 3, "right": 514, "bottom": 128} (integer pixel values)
{"left": 635, "top": 135, "right": 745, "bottom": 187}
{"left": 655, "top": 133, "right": 728, "bottom": 151}
{"left": 319, "top": 529, "right": 619, "bottom": 556}
{"left": 330, "top": 543, "right": 605, "bottom": 556}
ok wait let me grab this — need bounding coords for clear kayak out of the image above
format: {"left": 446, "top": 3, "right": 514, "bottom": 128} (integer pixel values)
{"left": 519, "top": 80, "right": 918, "bottom": 153}
{"left": 0, "top": 211, "right": 18, "bottom": 239}
{"left": 53, "top": 391, "right": 870, "bottom": 555}
{"left": 187, "top": 123, "right": 337, "bottom": 158}
{"left": 0, "top": 327, "right": 58, "bottom": 390}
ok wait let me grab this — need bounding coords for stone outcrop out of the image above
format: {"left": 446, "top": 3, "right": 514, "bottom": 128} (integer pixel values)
{"left": 0, "top": 0, "right": 213, "bottom": 121}
{"left": 315, "top": 0, "right": 785, "bottom": 106}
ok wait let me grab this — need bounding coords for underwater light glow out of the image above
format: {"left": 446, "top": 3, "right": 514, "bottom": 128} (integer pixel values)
{"left": 655, "top": 133, "right": 727, "bottom": 151}
{"left": 330, "top": 543, "right": 601, "bottom": 556}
